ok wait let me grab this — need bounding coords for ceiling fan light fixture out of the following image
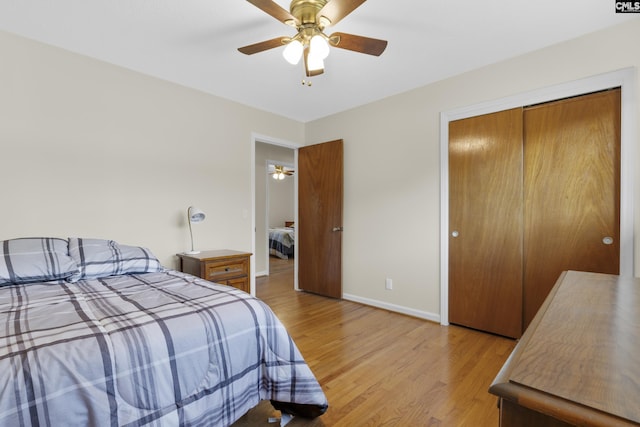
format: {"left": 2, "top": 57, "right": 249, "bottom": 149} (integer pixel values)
{"left": 272, "top": 165, "right": 292, "bottom": 180}
{"left": 318, "top": 15, "right": 331, "bottom": 28}
{"left": 310, "top": 34, "right": 330, "bottom": 59}
{"left": 239, "top": 0, "right": 388, "bottom": 78}
{"left": 283, "top": 39, "right": 303, "bottom": 64}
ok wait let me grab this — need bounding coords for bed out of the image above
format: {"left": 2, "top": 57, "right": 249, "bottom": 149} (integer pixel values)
{"left": 269, "top": 227, "right": 295, "bottom": 260}
{"left": 0, "top": 237, "right": 327, "bottom": 427}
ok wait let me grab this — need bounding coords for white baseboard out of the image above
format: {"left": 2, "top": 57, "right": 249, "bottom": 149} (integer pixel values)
{"left": 256, "top": 270, "right": 268, "bottom": 277}
{"left": 342, "top": 293, "right": 441, "bottom": 323}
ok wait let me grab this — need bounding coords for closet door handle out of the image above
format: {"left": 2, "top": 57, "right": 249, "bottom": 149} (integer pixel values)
{"left": 602, "top": 236, "right": 614, "bottom": 245}
{"left": 332, "top": 227, "right": 343, "bottom": 232}
{"left": 451, "top": 231, "right": 459, "bottom": 238}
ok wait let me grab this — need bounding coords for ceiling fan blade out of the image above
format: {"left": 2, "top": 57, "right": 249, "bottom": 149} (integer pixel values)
{"left": 246, "top": 0, "right": 299, "bottom": 26}
{"left": 317, "top": 0, "right": 366, "bottom": 27}
{"left": 329, "top": 32, "right": 387, "bottom": 56}
{"left": 238, "top": 37, "right": 288, "bottom": 55}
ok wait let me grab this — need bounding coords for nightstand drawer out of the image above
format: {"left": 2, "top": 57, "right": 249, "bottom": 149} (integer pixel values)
{"left": 223, "top": 276, "right": 249, "bottom": 293}
{"left": 177, "top": 250, "right": 252, "bottom": 293}
{"left": 205, "top": 258, "right": 248, "bottom": 281}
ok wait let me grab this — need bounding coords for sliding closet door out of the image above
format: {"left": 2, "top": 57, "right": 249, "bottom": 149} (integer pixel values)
{"left": 449, "top": 108, "right": 524, "bottom": 338}
{"left": 523, "top": 89, "right": 621, "bottom": 328}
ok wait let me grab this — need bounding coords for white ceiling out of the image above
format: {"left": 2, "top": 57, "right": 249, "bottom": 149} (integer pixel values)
{"left": 0, "top": 1, "right": 637, "bottom": 122}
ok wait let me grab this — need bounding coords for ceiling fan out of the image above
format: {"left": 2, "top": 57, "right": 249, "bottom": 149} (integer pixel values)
{"left": 270, "top": 164, "right": 295, "bottom": 180}
{"left": 238, "top": 0, "right": 388, "bottom": 77}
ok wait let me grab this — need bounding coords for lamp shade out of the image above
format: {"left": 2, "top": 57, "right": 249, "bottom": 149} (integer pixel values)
{"left": 186, "top": 206, "right": 206, "bottom": 254}
{"left": 188, "top": 206, "right": 206, "bottom": 223}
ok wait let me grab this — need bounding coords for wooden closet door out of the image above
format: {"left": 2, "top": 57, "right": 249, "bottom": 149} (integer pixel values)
{"left": 523, "top": 89, "right": 621, "bottom": 329}
{"left": 449, "top": 108, "right": 524, "bottom": 338}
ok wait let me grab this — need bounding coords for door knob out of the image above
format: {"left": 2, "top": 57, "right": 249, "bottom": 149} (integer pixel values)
{"left": 332, "top": 227, "right": 343, "bottom": 232}
{"left": 602, "top": 236, "right": 614, "bottom": 245}
{"left": 451, "top": 231, "right": 459, "bottom": 238}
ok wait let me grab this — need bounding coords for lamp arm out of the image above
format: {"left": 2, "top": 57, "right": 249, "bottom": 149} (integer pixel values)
{"left": 188, "top": 207, "right": 195, "bottom": 252}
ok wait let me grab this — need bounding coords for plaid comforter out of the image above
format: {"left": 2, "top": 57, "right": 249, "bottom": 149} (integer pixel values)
{"left": 268, "top": 228, "right": 295, "bottom": 260}
{"left": 0, "top": 271, "right": 327, "bottom": 426}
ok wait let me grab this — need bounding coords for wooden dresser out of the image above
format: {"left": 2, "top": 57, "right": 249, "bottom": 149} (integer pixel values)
{"left": 177, "top": 250, "right": 251, "bottom": 293}
{"left": 489, "top": 270, "right": 640, "bottom": 426}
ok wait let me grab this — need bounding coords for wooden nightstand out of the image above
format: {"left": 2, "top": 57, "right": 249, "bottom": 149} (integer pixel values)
{"left": 177, "top": 250, "right": 252, "bottom": 293}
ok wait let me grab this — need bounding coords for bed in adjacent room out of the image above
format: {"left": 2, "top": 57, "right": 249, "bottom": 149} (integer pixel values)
{"left": 0, "top": 237, "right": 327, "bottom": 427}
{"left": 269, "top": 226, "right": 295, "bottom": 259}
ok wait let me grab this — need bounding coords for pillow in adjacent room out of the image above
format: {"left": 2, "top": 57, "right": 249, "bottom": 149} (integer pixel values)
{"left": 68, "top": 237, "right": 164, "bottom": 280}
{"left": 0, "top": 237, "right": 80, "bottom": 285}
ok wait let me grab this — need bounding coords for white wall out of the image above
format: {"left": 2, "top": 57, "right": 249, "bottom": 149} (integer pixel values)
{"left": 269, "top": 176, "right": 294, "bottom": 228}
{"left": 305, "top": 20, "right": 640, "bottom": 321}
{"left": 2, "top": 20, "right": 639, "bottom": 322}
{"left": 0, "top": 30, "right": 304, "bottom": 271}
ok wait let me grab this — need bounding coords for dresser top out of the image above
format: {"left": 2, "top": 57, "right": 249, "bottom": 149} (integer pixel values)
{"left": 491, "top": 270, "right": 640, "bottom": 425}
{"left": 176, "top": 249, "right": 252, "bottom": 261}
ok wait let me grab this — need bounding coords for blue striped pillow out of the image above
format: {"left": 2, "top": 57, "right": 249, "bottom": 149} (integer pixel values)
{"left": 0, "top": 237, "right": 80, "bottom": 285}
{"left": 68, "top": 237, "right": 163, "bottom": 280}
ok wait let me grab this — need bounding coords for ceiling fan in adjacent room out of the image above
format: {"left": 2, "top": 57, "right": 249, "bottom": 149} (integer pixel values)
{"left": 270, "top": 164, "right": 295, "bottom": 180}
{"left": 238, "top": 0, "right": 388, "bottom": 77}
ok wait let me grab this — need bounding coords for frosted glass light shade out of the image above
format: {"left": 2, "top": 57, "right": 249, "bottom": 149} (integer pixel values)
{"left": 283, "top": 40, "right": 303, "bottom": 65}
{"left": 310, "top": 35, "right": 330, "bottom": 59}
{"left": 307, "top": 53, "right": 324, "bottom": 71}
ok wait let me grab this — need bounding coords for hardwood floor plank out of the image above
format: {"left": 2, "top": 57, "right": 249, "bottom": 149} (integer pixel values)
{"left": 233, "top": 258, "right": 515, "bottom": 426}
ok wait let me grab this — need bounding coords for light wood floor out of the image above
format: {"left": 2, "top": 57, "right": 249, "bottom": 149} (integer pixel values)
{"left": 234, "top": 258, "right": 516, "bottom": 426}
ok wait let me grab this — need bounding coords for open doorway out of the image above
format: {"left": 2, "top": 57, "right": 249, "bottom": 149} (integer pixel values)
{"left": 252, "top": 136, "right": 344, "bottom": 299}
{"left": 265, "top": 160, "right": 295, "bottom": 268}
{"left": 253, "top": 139, "right": 298, "bottom": 291}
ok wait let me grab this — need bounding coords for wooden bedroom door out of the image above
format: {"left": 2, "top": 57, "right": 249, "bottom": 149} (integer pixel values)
{"left": 298, "top": 139, "right": 343, "bottom": 298}
{"left": 522, "top": 89, "right": 620, "bottom": 328}
{"left": 448, "top": 108, "right": 524, "bottom": 339}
